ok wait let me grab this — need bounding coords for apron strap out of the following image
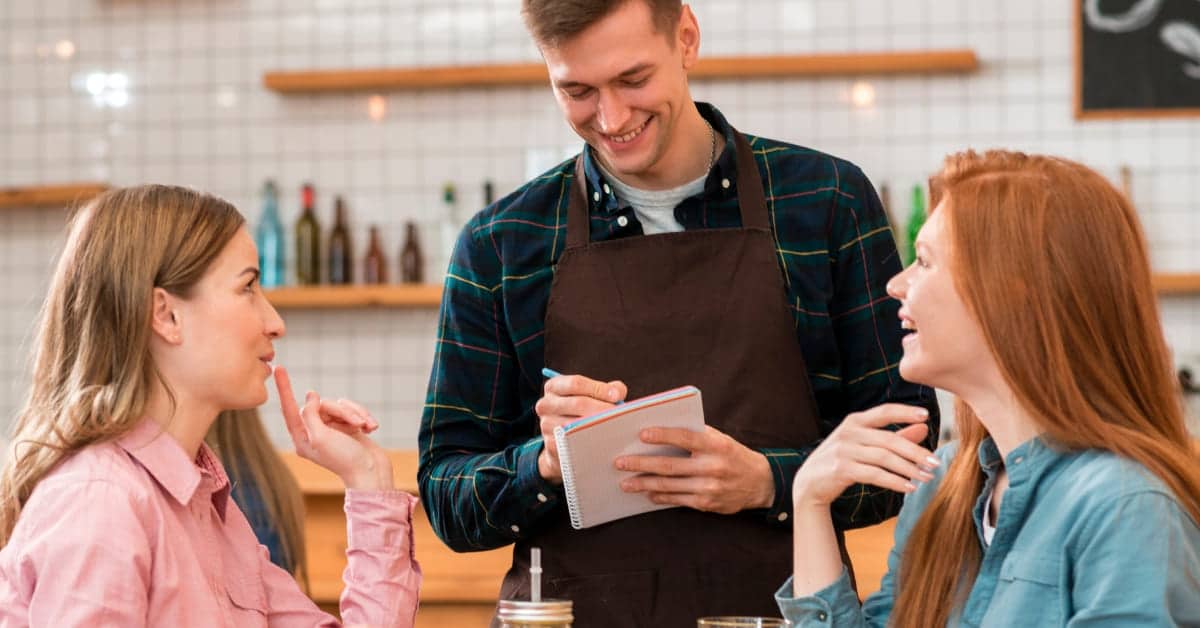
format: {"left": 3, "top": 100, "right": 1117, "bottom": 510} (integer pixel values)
{"left": 731, "top": 132, "right": 770, "bottom": 231}
{"left": 564, "top": 123, "right": 773, "bottom": 248}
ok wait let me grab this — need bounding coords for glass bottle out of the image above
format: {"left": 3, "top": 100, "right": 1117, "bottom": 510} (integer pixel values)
{"left": 483, "top": 179, "right": 495, "bottom": 206}
{"left": 295, "top": 183, "right": 321, "bottom": 285}
{"left": 400, "top": 221, "right": 424, "bottom": 284}
{"left": 328, "top": 196, "right": 353, "bottom": 285}
{"left": 364, "top": 225, "right": 388, "bottom": 285}
{"left": 903, "top": 183, "right": 926, "bottom": 267}
{"left": 440, "top": 182, "right": 459, "bottom": 264}
{"left": 255, "top": 179, "right": 285, "bottom": 289}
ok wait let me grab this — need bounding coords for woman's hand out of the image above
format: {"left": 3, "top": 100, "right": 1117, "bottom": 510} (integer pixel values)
{"left": 274, "top": 365, "right": 394, "bottom": 491}
{"left": 792, "top": 404, "right": 938, "bottom": 510}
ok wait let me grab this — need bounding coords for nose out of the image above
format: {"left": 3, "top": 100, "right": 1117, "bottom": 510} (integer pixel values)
{"left": 263, "top": 300, "right": 286, "bottom": 339}
{"left": 886, "top": 265, "right": 910, "bottom": 301}
{"left": 595, "top": 88, "right": 631, "bottom": 134}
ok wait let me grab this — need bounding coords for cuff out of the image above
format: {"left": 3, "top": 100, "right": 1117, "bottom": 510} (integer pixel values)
{"left": 509, "top": 437, "right": 564, "bottom": 537}
{"left": 774, "top": 569, "right": 861, "bottom": 627}
{"left": 760, "top": 448, "right": 809, "bottom": 525}
{"left": 344, "top": 489, "right": 418, "bottom": 550}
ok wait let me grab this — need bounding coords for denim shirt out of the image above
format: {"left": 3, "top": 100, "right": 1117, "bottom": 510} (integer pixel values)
{"left": 776, "top": 437, "right": 1200, "bottom": 626}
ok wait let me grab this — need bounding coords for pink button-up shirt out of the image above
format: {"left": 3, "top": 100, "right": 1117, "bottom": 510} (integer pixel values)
{"left": 0, "top": 419, "right": 421, "bottom": 627}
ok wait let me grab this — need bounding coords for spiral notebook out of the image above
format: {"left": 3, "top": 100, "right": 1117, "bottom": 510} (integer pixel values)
{"left": 553, "top": 385, "right": 705, "bottom": 530}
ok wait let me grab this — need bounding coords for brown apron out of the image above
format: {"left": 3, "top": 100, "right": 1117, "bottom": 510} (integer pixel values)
{"left": 499, "top": 131, "right": 850, "bottom": 627}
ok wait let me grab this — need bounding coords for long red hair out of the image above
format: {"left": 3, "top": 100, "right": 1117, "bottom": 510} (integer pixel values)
{"left": 889, "top": 150, "right": 1200, "bottom": 627}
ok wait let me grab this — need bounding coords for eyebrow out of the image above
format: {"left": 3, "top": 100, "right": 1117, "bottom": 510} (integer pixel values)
{"left": 555, "top": 63, "right": 655, "bottom": 90}
{"left": 239, "top": 268, "right": 261, "bottom": 279}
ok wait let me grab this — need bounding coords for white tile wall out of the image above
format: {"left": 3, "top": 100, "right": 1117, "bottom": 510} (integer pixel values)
{"left": 2, "top": 0, "right": 1198, "bottom": 450}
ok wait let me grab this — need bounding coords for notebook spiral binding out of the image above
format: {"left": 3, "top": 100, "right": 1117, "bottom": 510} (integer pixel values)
{"left": 554, "top": 425, "right": 585, "bottom": 530}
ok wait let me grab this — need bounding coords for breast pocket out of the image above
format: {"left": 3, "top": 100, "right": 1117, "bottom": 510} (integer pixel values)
{"left": 988, "top": 553, "right": 1064, "bottom": 627}
{"left": 226, "top": 575, "right": 269, "bottom": 628}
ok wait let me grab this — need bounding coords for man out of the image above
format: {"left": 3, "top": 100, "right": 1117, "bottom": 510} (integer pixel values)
{"left": 418, "top": 1, "right": 939, "bottom": 625}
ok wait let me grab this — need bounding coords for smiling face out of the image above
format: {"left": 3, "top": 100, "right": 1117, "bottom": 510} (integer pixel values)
{"left": 886, "top": 205, "right": 995, "bottom": 395}
{"left": 540, "top": 0, "right": 700, "bottom": 189}
{"left": 169, "top": 229, "right": 285, "bottom": 411}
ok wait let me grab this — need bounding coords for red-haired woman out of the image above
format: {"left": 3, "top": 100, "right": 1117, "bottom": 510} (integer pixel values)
{"left": 776, "top": 150, "right": 1200, "bottom": 627}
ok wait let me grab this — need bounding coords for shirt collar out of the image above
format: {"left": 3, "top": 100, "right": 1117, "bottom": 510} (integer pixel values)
{"left": 580, "top": 101, "right": 739, "bottom": 216}
{"left": 118, "top": 418, "right": 232, "bottom": 520}
{"left": 975, "top": 433, "right": 1056, "bottom": 486}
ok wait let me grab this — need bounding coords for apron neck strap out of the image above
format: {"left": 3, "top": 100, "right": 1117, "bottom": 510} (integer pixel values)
{"left": 566, "top": 126, "right": 770, "bottom": 248}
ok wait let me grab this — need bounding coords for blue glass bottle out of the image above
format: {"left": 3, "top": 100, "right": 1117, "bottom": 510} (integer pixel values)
{"left": 256, "top": 179, "right": 286, "bottom": 288}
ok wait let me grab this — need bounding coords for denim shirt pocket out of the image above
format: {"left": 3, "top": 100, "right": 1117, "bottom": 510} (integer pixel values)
{"left": 992, "top": 552, "right": 1063, "bottom": 625}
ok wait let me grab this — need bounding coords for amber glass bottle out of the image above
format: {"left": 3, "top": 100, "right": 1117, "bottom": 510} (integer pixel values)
{"left": 400, "top": 221, "right": 424, "bottom": 284}
{"left": 328, "top": 196, "right": 353, "bottom": 285}
{"left": 363, "top": 225, "right": 388, "bottom": 285}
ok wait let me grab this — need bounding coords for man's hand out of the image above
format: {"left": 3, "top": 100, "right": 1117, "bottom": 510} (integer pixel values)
{"left": 614, "top": 426, "right": 774, "bottom": 514}
{"left": 535, "top": 372, "right": 627, "bottom": 483}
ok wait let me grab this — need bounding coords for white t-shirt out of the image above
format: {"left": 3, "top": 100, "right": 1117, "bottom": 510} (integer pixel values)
{"left": 597, "top": 163, "right": 706, "bottom": 235}
{"left": 982, "top": 486, "right": 997, "bottom": 546}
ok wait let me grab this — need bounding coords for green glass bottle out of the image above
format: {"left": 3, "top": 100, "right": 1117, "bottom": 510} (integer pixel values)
{"left": 295, "top": 183, "right": 321, "bottom": 285}
{"left": 903, "top": 184, "right": 927, "bottom": 267}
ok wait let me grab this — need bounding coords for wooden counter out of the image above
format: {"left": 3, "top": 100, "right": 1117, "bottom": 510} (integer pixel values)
{"left": 282, "top": 449, "right": 897, "bottom": 626}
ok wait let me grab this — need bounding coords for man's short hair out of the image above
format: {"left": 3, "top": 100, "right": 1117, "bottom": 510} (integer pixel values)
{"left": 522, "top": 0, "right": 684, "bottom": 48}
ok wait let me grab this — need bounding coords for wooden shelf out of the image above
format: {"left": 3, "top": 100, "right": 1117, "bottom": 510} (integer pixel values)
{"left": 1154, "top": 273, "right": 1200, "bottom": 295}
{"left": 264, "top": 284, "right": 442, "bottom": 309}
{"left": 0, "top": 183, "right": 109, "bottom": 209}
{"left": 263, "top": 49, "right": 980, "bottom": 93}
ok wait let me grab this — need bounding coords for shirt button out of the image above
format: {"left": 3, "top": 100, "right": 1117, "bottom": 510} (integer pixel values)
{"left": 593, "top": 191, "right": 600, "bottom": 202}
{"left": 603, "top": 183, "right": 611, "bottom": 195}
{"left": 817, "top": 611, "right": 828, "bottom": 621}
{"left": 1014, "top": 456, "right": 1024, "bottom": 464}
{"left": 537, "top": 493, "right": 548, "bottom": 503}
{"left": 777, "top": 512, "right": 789, "bottom": 522}
{"left": 617, "top": 215, "right": 629, "bottom": 227}
{"left": 511, "top": 524, "right": 521, "bottom": 534}
{"left": 721, "top": 178, "right": 731, "bottom": 189}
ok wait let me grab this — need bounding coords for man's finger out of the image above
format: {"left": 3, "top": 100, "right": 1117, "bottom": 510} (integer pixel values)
{"left": 615, "top": 453, "right": 697, "bottom": 476}
{"left": 638, "top": 426, "right": 709, "bottom": 451}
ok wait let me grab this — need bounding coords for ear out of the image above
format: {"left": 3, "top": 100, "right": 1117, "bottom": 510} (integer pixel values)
{"left": 678, "top": 5, "right": 701, "bottom": 71}
{"left": 150, "top": 287, "right": 183, "bottom": 345}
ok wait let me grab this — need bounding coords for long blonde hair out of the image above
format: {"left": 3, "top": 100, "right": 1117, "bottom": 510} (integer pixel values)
{"left": 206, "top": 409, "right": 309, "bottom": 590}
{"left": 0, "top": 185, "right": 244, "bottom": 546}
{"left": 889, "top": 150, "right": 1200, "bottom": 627}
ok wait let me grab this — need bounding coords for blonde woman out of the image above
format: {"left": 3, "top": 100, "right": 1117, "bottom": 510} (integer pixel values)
{"left": 0, "top": 186, "right": 420, "bottom": 627}
{"left": 777, "top": 151, "right": 1200, "bottom": 626}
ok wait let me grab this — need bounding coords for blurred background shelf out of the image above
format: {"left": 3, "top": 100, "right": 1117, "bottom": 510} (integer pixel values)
{"left": 1154, "top": 273, "right": 1200, "bottom": 295}
{"left": 264, "top": 50, "right": 980, "bottom": 93}
{"left": 264, "top": 285, "right": 442, "bottom": 309}
{"left": 0, "top": 183, "right": 109, "bottom": 209}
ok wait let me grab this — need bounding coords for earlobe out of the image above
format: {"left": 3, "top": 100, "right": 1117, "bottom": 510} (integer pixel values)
{"left": 150, "top": 287, "right": 183, "bottom": 345}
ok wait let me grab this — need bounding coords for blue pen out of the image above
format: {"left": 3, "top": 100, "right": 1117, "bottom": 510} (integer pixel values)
{"left": 541, "top": 368, "right": 624, "bottom": 404}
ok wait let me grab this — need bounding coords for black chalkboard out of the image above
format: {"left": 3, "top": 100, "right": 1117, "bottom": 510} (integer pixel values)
{"left": 1077, "top": 0, "right": 1200, "bottom": 117}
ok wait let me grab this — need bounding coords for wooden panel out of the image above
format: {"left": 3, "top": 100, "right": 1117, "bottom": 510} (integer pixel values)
{"left": 281, "top": 450, "right": 419, "bottom": 495}
{"left": 844, "top": 519, "right": 896, "bottom": 598}
{"left": 0, "top": 183, "right": 108, "bottom": 209}
{"left": 263, "top": 50, "right": 979, "bottom": 93}
{"left": 264, "top": 284, "right": 442, "bottom": 309}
